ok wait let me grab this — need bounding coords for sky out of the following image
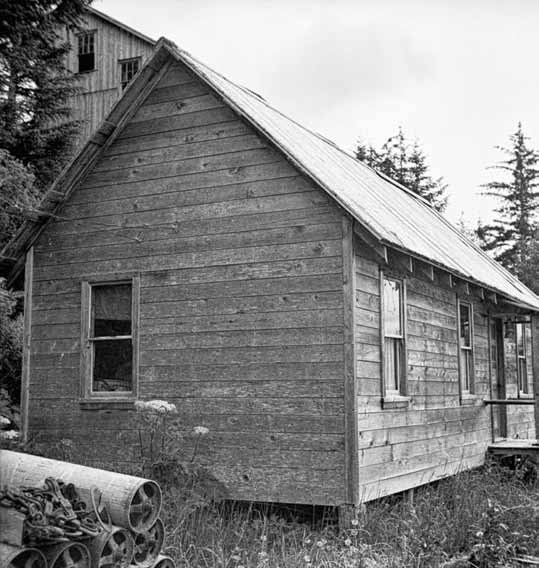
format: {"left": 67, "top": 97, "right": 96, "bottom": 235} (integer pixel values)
{"left": 92, "top": 0, "right": 539, "bottom": 226}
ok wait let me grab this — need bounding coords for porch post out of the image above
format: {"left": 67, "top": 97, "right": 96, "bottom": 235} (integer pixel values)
{"left": 531, "top": 314, "right": 539, "bottom": 441}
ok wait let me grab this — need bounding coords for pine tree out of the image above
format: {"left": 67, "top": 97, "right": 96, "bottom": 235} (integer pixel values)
{"left": 478, "top": 123, "right": 539, "bottom": 282}
{"left": 354, "top": 128, "right": 448, "bottom": 212}
{"left": 0, "top": 150, "right": 38, "bottom": 250}
{"left": 0, "top": 0, "right": 91, "bottom": 191}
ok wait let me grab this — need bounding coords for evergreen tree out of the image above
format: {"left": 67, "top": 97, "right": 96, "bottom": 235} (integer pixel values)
{"left": 0, "top": 150, "right": 39, "bottom": 250}
{"left": 355, "top": 127, "right": 448, "bottom": 212}
{"left": 0, "top": 0, "right": 91, "bottom": 191}
{"left": 478, "top": 123, "right": 539, "bottom": 283}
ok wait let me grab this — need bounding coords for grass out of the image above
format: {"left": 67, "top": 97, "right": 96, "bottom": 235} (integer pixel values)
{"left": 159, "top": 460, "right": 538, "bottom": 568}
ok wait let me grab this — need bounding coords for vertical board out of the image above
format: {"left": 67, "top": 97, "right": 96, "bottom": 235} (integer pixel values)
{"left": 20, "top": 248, "right": 34, "bottom": 443}
{"left": 342, "top": 217, "right": 359, "bottom": 505}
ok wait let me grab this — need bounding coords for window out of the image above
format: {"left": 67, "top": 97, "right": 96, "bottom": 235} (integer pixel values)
{"left": 457, "top": 301, "right": 474, "bottom": 394}
{"left": 78, "top": 31, "right": 96, "bottom": 73}
{"left": 120, "top": 58, "right": 140, "bottom": 90}
{"left": 516, "top": 322, "right": 530, "bottom": 395}
{"left": 81, "top": 279, "right": 139, "bottom": 399}
{"left": 382, "top": 276, "right": 406, "bottom": 395}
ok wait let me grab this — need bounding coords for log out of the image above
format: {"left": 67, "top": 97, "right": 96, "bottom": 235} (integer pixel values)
{"left": 87, "top": 526, "right": 134, "bottom": 568}
{"left": 1, "top": 450, "right": 161, "bottom": 533}
{"left": 0, "top": 543, "right": 47, "bottom": 568}
{"left": 41, "top": 542, "right": 90, "bottom": 568}
{"left": 132, "top": 518, "right": 164, "bottom": 568}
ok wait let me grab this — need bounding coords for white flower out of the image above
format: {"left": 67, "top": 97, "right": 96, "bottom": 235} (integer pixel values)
{"left": 260, "top": 535, "right": 267, "bottom": 542}
{"left": 0, "top": 430, "right": 19, "bottom": 440}
{"left": 304, "top": 539, "right": 311, "bottom": 545}
{"left": 344, "top": 538, "right": 352, "bottom": 546}
{"left": 351, "top": 518, "right": 359, "bottom": 526}
{"left": 135, "top": 399, "right": 177, "bottom": 414}
{"left": 303, "top": 555, "right": 311, "bottom": 563}
{"left": 193, "top": 426, "right": 209, "bottom": 435}
{"left": 0, "top": 415, "right": 10, "bottom": 427}
{"left": 350, "top": 529, "right": 358, "bottom": 536}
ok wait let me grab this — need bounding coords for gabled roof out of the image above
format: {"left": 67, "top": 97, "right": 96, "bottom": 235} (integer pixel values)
{"left": 85, "top": 7, "right": 156, "bottom": 46}
{"left": 3, "top": 37, "right": 539, "bottom": 310}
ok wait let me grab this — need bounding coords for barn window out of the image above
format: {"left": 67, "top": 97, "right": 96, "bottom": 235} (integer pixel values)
{"left": 382, "top": 276, "right": 407, "bottom": 396}
{"left": 81, "top": 278, "right": 139, "bottom": 399}
{"left": 78, "top": 31, "right": 96, "bottom": 73}
{"left": 516, "top": 322, "right": 530, "bottom": 395}
{"left": 457, "top": 301, "right": 474, "bottom": 394}
{"left": 120, "top": 58, "right": 141, "bottom": 90}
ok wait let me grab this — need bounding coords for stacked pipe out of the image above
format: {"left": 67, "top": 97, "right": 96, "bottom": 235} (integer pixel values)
{"left": 0, "top": 450, "right": 174, "bottom": 568}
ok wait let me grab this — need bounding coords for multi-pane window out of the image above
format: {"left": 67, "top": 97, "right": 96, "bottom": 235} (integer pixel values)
{"left": 458, "top": 301, "right": 474, "bottom": 393}
{"left": 78, "top": 32, "right": 96, "bottom": 73}
{"left": 383, "top": 277, "right": 405, "bottom": 394}
{"left": 120, "top": 58, "right": 140, "bottom": 90}
{"left": 88, "top": 282, "right": 133, "bottom": 394}
{"left": 516, "top": 322, "right": 530, "bottom": 395}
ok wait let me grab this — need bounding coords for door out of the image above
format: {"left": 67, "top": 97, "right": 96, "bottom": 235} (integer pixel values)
{"left": 490, "top": 318, "right": 507, "bottom": 439}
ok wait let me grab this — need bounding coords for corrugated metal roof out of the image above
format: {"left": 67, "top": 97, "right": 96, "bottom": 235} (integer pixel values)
{"left": 171, "top": 45, "right": 539, "bottom": 311}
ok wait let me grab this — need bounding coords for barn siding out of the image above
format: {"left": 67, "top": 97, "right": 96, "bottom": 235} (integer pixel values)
{"left": 28, "top": 61, "right": 347, "bottom": 505}
{"left": 353, "top": 244, "right": 534, "bottom": 501}
{"left": 59, "top": 12, "right": 154, "bottom": 147}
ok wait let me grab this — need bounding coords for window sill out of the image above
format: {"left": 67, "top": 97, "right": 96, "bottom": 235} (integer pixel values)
{"left": 460, "top": 393, "right": 480, "bottom": 406}
{"left": 77, "top": 69, "right": 97, "bottom": 75}
{"left": 382, "top": 395, "right": 411, "bottom": 409}
{"left": 79, "top": 399, "right": 135, "bottom": 411}
{"left": 517, "top": 393, "right": 534, "bottom": 400}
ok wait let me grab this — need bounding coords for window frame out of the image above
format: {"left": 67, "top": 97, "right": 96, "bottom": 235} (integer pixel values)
{"left": 80, "top": 276, "right": 140, "bottom": 402}
{"left": 457, "top": 299, "right": 475, "bottom": 398}
{"left": 380, "top": 271, "right": 409, "bottom": 407}
{"left": 77, "top": 30, "right": 97, "bottom": 74}
{"left": 119, "top": 57, "right": 141, "bottom": 90}
{"left": 515, "top": 321, "right": 531, "bottom": 396}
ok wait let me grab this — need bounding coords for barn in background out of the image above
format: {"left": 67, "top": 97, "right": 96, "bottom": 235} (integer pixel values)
{"left": 1, "top": 37, "right": 538, "bottom": 508}
{"left": 59, "top": 7, "right": 155, "bottom": 148}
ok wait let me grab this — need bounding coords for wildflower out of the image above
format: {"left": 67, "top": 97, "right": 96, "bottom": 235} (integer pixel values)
{"left": 304, "top": 539, "right": 311, "bottom": 545}
{"left": 316, "top": 539, "right": 326, "bottom": 548}
{"left": 350, "top": 529, "right": 358, "bottom": 536}
{"left": 135, "top": 399, "right": 178, "bottom": 414}
{"left": 351, "top": 518, "right": 359, "bottom": 526}
{"left": 475, "top": 530, "right": 484, "bottom": 538}
{"left": 0, "top": 415, "right": 10, "bottom": 427}
{"left": 0, "top": 430, "right": 19, "bottom": 440}
{"left": 194, "top": 426, "right": 209, "bottom": 435}
{"left": 260, "top": 535, "right": 267, "bottom": 542}
{"left": 344, "top": 538, "right": 352, "bottom": 546}
{"left": 303, "top": 555, "right": 311, "bottom": 563}
{"left": 258, "top": 551, "right": 268, "bottom": 558}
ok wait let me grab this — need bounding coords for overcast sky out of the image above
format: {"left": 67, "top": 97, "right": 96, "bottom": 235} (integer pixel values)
{"left": 93, "top": 0, "right": 539, "bottom": 226}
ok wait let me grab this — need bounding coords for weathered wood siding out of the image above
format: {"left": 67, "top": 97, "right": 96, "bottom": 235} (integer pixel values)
{"left": 60, "top": 13, "right": 154, "bottom": 146}
{"left": 353, "top": 243, "right": 532, "bottom": 502}
{"left": 28, "top": 61, "right": 346, "bottom": 505}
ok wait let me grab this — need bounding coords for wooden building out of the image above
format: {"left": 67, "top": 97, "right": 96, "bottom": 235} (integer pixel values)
{"left": 2, "top": 38, "right": 538, "bottom": 508}
{"left": 60, "top": 7, "right": 155, "bottom": 147}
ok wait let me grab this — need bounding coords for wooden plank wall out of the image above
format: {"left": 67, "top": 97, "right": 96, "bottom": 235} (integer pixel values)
{"left": 28, "top": 61, "right": 347, "bottom": 505}
{"left": 354, "top": 244, "right": 497, "bottom": 501}
{"left": 60, "top": 13, "right": 154, "bottom": 146}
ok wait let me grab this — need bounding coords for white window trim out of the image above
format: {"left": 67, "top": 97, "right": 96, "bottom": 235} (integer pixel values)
{"left": 457, "top": 299, "right": 475, "bottom": 399}
{"left": 380, "top": 271, "right": 409, "bottom": 408}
